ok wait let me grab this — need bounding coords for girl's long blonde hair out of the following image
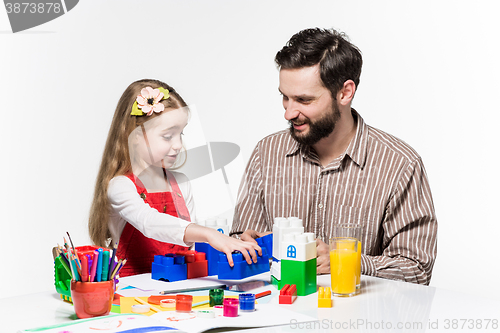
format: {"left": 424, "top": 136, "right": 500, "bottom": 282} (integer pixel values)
{"left": 89, "top": 79, "right": 187, "bottom": 247}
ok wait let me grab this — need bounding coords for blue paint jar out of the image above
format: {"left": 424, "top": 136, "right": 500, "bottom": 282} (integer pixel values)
{"left": 239, "top": 293, "right": 256, "bottom": 312}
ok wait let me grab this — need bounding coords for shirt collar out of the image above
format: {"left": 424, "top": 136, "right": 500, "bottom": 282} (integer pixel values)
{"left": 344, "top": 109, "right": 368, "bottom": 169}
{"left": 285, "top": 109, "right": 368, "bottom": 169}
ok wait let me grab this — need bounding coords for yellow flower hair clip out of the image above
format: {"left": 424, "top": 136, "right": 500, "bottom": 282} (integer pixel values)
{"left": 131, "top": 87, "right": 170, "bottom": 116}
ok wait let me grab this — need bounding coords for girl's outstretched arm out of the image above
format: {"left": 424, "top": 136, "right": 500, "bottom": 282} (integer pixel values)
{"left": 184, "top": 223, "right": 262, "bottom": 267}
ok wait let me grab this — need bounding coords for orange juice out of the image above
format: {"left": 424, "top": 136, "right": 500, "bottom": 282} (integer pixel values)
{"left": 330, "top": 238, "right": 358, "bottom": 296}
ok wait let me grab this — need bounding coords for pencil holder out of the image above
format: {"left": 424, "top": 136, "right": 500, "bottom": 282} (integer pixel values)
{"left": 70, "top": 280, "right": 115, "bottom": 319}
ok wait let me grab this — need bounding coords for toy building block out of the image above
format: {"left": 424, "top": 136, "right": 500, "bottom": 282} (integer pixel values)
{"left": 217, "top": 248, "right": 270, "bottom": 280}
{"left": 271, "top": 275, "right": 283, "bottom": 290}
{"left": 281, "top": 232, "right": 316, "bottom": 262}
{"left": 272, "top": 217, "right": 304, "bottom": 261}
{"left": 318, "top": 287, "right": 332, "bottom": 308}
{"left": 152, "top": 254, "right": 187, "bottom": 282}
{"left": 205, "top": 217, "right": 229, "bottom": 235}
{"left": 152, "top": 250, "right": 208, "bottom": 281}
{"left": 256, "top": 233, "right": 273, "bottom": 258}
{"left": 279, "top": 284, "right": 297, "bottom": 304}
{"left": 195, "top": 242, "right": 222, "bottom": 276}
{"left": 270, "top": 260, "right": 281, "bottom": 280}
{"left": 186, "top": 251, "right": 208, "bottom": 279}
{"left": 280, "top": 258, "right": 317, "bottom": 296}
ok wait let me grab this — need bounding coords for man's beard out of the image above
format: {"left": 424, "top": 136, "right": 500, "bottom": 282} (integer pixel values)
{"left": 289, "top": 104, "right": 341, "bottom": 146}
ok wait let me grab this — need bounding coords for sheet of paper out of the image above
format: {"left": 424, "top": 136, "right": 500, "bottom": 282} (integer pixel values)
{"left": 17, "top": 314, "right": 176, "bottom": 333}
{"left": 120, "top": 295, "right": 239, "bottom": 316}
{"left": 151, "top": 303, "right": 318, "bottom": 333}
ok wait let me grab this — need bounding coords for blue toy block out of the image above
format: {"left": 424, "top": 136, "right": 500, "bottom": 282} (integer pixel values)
{"left": 217, "top": 248, "right": 270, "bottom": 280}
{"left": 151, "top": 254, "right": 187, "bottom": 282}
{"left": 195, "top": 242, "right": 222, "bottom": 276}
{"left": 256, "top": 234, "right": 273, "bottom": 258}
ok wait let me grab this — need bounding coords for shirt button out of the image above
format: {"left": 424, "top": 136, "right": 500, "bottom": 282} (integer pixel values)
{"left": 163, "top": 206, "right": 167, "bottom": 213}
{"left": 318, "top": 203, "right": 324, "bottom": 209}
{"left": 140, "top": 193, "right": 146, "bottom": 200}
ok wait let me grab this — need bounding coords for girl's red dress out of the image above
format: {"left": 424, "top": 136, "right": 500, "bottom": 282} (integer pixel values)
{"left": 116, "top": 172, "right": 191, "bottom": 277}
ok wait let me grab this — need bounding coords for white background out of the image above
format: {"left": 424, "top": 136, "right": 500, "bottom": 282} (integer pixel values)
{"left": 1, "top": 0, "right": 499, "bottom": 301}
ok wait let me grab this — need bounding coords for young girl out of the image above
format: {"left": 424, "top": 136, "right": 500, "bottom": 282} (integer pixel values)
{"left": 89, "top": 79, "right": 261, "bottom": 276}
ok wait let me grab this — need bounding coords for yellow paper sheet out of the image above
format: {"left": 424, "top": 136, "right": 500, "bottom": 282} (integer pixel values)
{"left": 120, "top": 295, "right": 239, "bottom": 316}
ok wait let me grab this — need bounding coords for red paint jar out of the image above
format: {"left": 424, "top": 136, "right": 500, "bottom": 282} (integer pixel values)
{"left": 175, "top": 294, "right": 193, "bottom": 312}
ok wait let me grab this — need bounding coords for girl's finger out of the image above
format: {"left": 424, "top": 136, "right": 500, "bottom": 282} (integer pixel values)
{"left": 226, "top": 250, "right": 234, "bottom": 267}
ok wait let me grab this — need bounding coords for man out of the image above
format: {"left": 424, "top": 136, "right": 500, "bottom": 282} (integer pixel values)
{"left": 230, "top": 28, "right": 437, "bottom": 285}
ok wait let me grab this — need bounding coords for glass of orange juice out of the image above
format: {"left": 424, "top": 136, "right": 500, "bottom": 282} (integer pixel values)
{"left": 333, "top": 224, "right": 362, "bottom": 292}
{"left": 329, "top": 237, "right": 358, "bottom": 297}
{"left": 332, "top": 224, "right": 362, "bottom": 295}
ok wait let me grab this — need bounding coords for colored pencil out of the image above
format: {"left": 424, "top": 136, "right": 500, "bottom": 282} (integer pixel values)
{"left": 256, "top": 290, "right": 272, "bottom": 299}
{"left": 63, "top": 238, "right": 70, "bottom": 252}
{"left": 70, "top": 255, "right": 80, "bottom": 281}
{"left": 110, "top": 259, "right": 127, "bottom": 280}
{"left": 109, "top": 259, "right": 122, "bottom": 280}
{"left": 66, "top": 232, "right": 78, "bottom": 258}
{"left": 56, "top": 250, "right": 72, "bottom": 277}
{"left": 70, "top": 253, "right": 82, "bottom": 280}
{"left": 160, "top": 284, "right": 227, "bottom": 295}
{"left": 56, "top": 246, "right": 71, "bottom": 269}
{"left": 108, "top": 243, "right": 117, "bottom": 280}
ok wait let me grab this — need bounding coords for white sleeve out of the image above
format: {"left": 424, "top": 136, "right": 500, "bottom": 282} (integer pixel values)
{"left": 107, "top": 176, "right": 193, "bottom": 247}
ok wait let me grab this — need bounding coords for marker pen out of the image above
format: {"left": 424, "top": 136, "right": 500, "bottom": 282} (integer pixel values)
{"left": 101, "top": 250, "right": 109, "bottom": 281}
{"left": 96, "top": 248, "right": 103, "bottom": 282}
{"left": 89, "top": 250, "right": 99, "bottom": 282}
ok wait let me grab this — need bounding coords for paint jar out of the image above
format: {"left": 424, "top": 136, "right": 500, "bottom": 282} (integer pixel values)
{"left": 223, "top": 298, "right": 239, "bottom": 317}
{"left": 70, "top": 280, "right": 114, "bottom": 319}
{"left": 160, "top": 298, "right": 176, "bottom": 308}
{"left": 238, "top": 293, "right": 255, "bottom": 312}
{"left": 213, "top": 305, "right": 224, "bottom": 316}
{"left": 175, "top": 294, "right": 193, "bottom": 312}
{"left": 209, "top": 288, "right": 224, "bottom": 306}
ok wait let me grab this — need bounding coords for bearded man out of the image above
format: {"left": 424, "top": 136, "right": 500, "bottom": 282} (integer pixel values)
{"left": 230, "top": 28, "right": 438, "bottom": 285}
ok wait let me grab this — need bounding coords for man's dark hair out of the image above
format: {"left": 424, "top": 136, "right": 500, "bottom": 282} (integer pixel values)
{"left": 275, "top": 28, "right": 363, "bottom": 99}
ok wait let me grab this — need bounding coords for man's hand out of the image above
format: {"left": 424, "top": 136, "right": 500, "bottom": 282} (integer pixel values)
{"left": 240, "top": 229, "right": 272, "bottom": 244}
{"left": 316, "top": 238, "right": 330, "bottom": 274}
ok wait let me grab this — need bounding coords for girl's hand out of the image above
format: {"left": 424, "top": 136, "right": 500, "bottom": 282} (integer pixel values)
{"left": 205, "top": 229, "right": 262, "bottom": 267}
{"left": 184, "top": 224, "right": 262, "bottom": 267}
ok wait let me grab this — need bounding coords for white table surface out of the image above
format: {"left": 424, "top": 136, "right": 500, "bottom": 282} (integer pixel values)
{"left": 3, "top": 273, "right": 500, "bottom": 333}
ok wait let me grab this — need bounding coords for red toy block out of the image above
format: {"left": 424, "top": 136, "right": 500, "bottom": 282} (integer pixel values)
{"left": 279, "top": 284, "right": 297, "bottom": 304}
{"left": 177, "top": 250, "right": 196, "bottom": 263}
{"left": 187, "top": 251, "right": 208, "bottom": 279}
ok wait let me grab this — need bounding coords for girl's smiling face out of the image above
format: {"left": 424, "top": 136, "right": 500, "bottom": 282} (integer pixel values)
{"left": 133, "top": 107, "right": 189, "bottom": 170}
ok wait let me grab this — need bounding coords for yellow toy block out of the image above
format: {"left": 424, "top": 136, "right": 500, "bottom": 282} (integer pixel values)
{"left": 318, "top": 287, "right": 332, "bottom": 308}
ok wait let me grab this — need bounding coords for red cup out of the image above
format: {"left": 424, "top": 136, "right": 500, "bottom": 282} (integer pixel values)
{"left": 70, "top": 280, "right": 114, "bottom": 319}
